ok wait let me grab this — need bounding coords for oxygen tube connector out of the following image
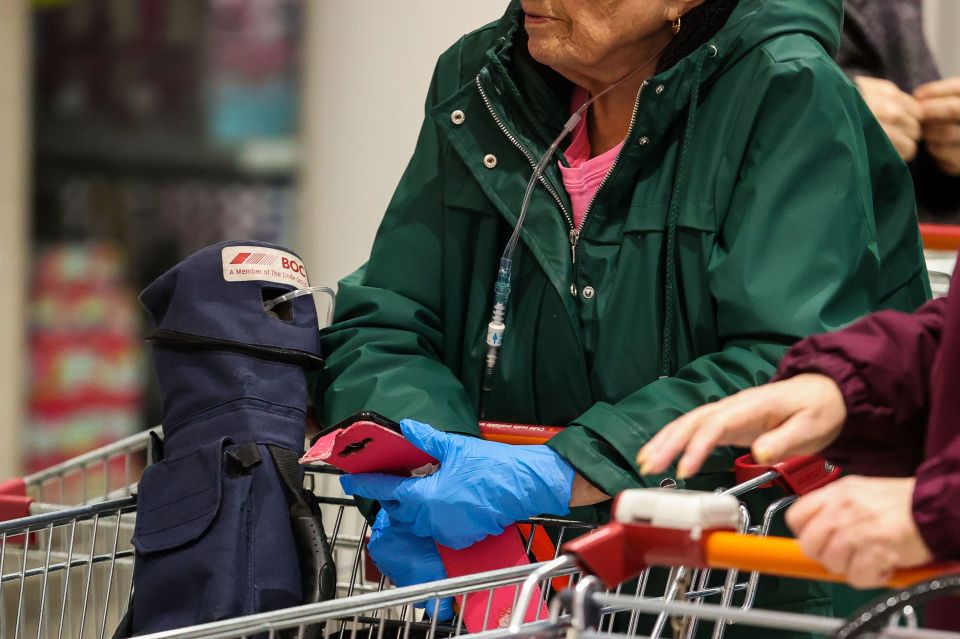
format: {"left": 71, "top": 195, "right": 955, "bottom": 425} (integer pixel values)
{"left": 482, "top": 258, "right": 512, "bottom": 391}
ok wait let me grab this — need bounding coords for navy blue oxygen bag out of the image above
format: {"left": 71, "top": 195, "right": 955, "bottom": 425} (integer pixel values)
{"left": 121, "top": 241, "right": 335, "bottom": 635}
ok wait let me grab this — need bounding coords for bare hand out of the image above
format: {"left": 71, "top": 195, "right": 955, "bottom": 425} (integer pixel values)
{"left": 637, "top": 374, "right": 846, "bottom": 478}
{"left": 786, "top": 476, "right": 933, "bottom": 588}
{"left": 915, "top": 77, "right": 960, "bottom": 175}
{"left": 855, "top": 76, "right": 923, "bottom": 162}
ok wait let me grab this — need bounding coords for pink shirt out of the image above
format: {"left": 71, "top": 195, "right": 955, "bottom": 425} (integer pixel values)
{"left": 559, "top": 88, "right": 625, "bottom": 229}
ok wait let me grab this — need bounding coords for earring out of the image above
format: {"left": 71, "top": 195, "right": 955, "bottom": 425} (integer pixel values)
{"left": 672, "top": 11, "right": 682, "bottom": 35}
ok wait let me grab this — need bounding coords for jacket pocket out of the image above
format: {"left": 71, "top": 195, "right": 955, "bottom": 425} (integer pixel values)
{"left": 130, "top": 439, "right": 256, "bottom": 632}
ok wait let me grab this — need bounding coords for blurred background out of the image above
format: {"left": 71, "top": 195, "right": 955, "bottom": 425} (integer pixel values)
{"left": 0, "top": 0, "right": 956, "bottom": 478}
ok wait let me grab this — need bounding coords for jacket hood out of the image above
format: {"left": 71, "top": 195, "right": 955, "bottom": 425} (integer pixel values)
{"left": 708, "top": 0, "right": 843, "bottom": 73}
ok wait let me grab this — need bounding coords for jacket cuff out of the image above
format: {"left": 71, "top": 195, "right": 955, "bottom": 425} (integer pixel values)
{"left": 547, "top": 403, "right": 676, "bottom": 497}
{"left": 912, "top": 457, "right": 960, "bottom": 561}
{"left": 774, "top": 352, "right": 874, "bottom": 421}
{"left": 773, "top": 352, "right": 904, "bottom": 468}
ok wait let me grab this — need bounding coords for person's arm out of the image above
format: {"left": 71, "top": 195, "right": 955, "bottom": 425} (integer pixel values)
{"left": 913, "top": 433, "right": 960, "bottom": 561}
{"left": 315, "top": 63, "right": 478, "bottom": 437}
{"left": 548, "top": 56, "right": 930, "bottom": 496}
{"left": 314, "top": 52, "right": 614, "bottom": 506}
{"left": 774, "top": 298, "right": 946, "bottom": 473}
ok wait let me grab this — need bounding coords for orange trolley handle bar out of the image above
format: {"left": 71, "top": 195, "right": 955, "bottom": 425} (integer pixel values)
{"left": 920, "top": 222, "right": 960, "bottom": 251}
{"left": 705, "top": 531, "right": 959, "bottom": 589}
{"left": 477, "top": 422, "right": 562, "bottom": 446}
{"left": 482, "top": 427, "right": 845, "bottom": 498}
{"left": 562, "top": 521, "right": 960, "bottom": 591}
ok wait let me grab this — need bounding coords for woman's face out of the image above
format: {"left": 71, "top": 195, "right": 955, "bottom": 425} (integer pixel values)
{"left": 522, "top": 0, "right": 683, "bottom": 83}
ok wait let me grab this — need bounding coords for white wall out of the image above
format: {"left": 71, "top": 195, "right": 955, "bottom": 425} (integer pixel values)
{"left": 298, "top": 2, "right": 504, "bottom": 289}
{"left": 0, "top": 0, "right": 29, "bottom": 477}
{"left": 925, "top": 0, "right": 960, "bottom": 77}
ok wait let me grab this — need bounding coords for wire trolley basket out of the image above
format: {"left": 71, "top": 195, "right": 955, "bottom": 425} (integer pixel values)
{"left": 3, "top": 433, "right": 960, "bottom": 639}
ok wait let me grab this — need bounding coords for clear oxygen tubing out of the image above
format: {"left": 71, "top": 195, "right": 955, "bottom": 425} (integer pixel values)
{"left": 481, "top": 38, "right": 674, "bottom": 394}
{"left": 263, "top": 286, "right": 337, "bottom": 328}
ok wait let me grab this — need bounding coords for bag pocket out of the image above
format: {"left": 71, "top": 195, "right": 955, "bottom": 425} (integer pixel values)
{"left": 131, "top": 439, "right": 255, "bottom": 633}
{"left": 133, "top": 441, "right": 224, "bottom": 553}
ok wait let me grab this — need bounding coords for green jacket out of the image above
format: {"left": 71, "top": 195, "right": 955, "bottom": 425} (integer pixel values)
{"left": 316, "top": 0, "right": 929, "bottom": 626}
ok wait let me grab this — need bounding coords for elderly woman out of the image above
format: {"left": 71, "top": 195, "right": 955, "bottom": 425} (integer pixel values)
{"left": 317, "top": 0, "right": 930, "bottom": 627}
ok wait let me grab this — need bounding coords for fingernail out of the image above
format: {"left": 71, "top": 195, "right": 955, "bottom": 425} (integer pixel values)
{"left": 753, "top": 446, "right": 770, "bottom": 463}
{"left": 639, "top": 462, "right": 653, "bottom": 475}
{"left": 677, "top": 461, "right": 692, "bottom": 479}
{"left": 636, "top": 449, "right": 649, "bottom": 465}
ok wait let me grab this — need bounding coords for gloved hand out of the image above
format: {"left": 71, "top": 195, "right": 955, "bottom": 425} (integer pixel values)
{"left": 367, "top": 509, "right": 453, "bottom": 620}
{"left": 340, "top": 419, "right": 575, "bottom": 550}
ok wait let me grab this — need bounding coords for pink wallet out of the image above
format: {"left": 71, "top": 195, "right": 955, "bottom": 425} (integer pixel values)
{"left": 302, "top": 415, "right": 549, "bottom": 630}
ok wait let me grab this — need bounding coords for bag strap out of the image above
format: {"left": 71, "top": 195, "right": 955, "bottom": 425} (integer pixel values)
{"left": 267, "top": 445, "right": 338, "bottom": 611}
{"left": 268, "top": 446, "right": 314, "bottom": 517}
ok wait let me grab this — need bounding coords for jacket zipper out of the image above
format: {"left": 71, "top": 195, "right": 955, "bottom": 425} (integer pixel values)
{"left": 477, "top": 75, "right": 647, "bottom": 272}
{"left": 475, "top": 76, "right": 575, "bottom": 247}
{"left": 569, "top": 81, "right": 648, "bottom": 267}
{"left": 474, "top": 72, "right": 592, "bottom": 379}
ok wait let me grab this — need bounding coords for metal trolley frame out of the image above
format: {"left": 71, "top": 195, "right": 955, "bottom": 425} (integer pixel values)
{"left": 4, "top": 435, "right": 960, "bottom": 639}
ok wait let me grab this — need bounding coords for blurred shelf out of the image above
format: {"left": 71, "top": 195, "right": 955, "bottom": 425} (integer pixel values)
{"left": 36, "top": 120, "right": 299, "bottom": 180}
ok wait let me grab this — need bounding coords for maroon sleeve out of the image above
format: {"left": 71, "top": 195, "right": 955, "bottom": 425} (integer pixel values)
{"left": 913, "top": 435, "right": 960, "bottom": 561}
{"left": 773, "top": 298, "right": 946, "bottom": 475}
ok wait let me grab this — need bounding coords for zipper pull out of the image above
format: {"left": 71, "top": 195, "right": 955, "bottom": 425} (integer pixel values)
{"left": 569, "top": 227, "right": 580, "bottom": 264}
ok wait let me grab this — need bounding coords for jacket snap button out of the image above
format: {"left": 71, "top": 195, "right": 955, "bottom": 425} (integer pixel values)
{"left": 570, "top": 283, "right": 578, "bottom": 297}
{"left": 638, "top": 136, "right": 650, "bottom": 146}
{"left": 655, "top": 84, "right": 665, "bottom": 94}
{"left": 483, "top": 154, "right": 498, "bottom": 169}
{"left": 582, "top": 286, "right": 595, "bottom": 300}
{"left": 450, "top": 110, "right": 465, "bottom": 125}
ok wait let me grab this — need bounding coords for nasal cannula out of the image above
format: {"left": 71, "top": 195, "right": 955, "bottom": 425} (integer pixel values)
{"left": 481, "top": 40, "right": 674, "bottom": 394}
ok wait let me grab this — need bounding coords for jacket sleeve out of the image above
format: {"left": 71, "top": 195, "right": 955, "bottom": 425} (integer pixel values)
{"left": 548, "top": 57, "right": 929, "bottom": 496}
{"left": 314, "top": 66, "right": 479, "bottom": 437}
{"left": 775, "top": 297, "right": 960, "bottom": 560}
{"left": 913, "top": 435, "right": 960, "bottom": 560}
{"left": 773, "top": 298, "right": 945, "bottom": 475}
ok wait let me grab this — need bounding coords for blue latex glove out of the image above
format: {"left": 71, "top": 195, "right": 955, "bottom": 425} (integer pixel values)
{"left": 340, "top": 419, "right": 575, "bottom": 550}
{"left": 368, "top": 509, "right": 453, "bottom": 620}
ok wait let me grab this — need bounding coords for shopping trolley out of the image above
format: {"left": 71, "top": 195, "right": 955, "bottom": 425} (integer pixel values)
{"left": 136, "top": 456, "right": 960, "bottom": 638}
{"left": 0, "top": 461, "right": 592, "bottom": 639}
{"left": 0, "top": 433, "right": 838, "bottom": 639}
{"left": 0, "top": 429, "right": 156, "bottom": 639}
{"left": 0, "top": 425, "right": 595, "bottom": 639}
{"left": 507, "top": 486, "right": 960, "bottom": 639}
{"left": 0, "top": 428, "right": 155, "bottom": 512}
{"left": 5, "top": 428, "right": 958, "bottom": 639}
